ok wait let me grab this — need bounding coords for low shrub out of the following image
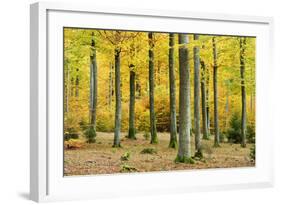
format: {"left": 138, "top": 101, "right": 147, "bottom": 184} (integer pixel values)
{"left": 226, "top": 113, "right": 256, "bottom": 144}
{"left": 247, "top": 123, "right": 255, "bottom": 143}
{"left": 226, "top": 112, "right": 241, "bottom": 143}
{"left": 64, "top": 138, "right": 84, "bottom": 149}
{"left": 140, "top": 148, "right": 157, "bottom": 154}
{"left": 120, "top": 164, "right": 137, "bottom": 172}
{"left": 120, "top": 152, "right": 130, "bottom": 161}
{"left": 84, "top": 125, "right": 96, "bottom": 143}
{"left": 64, "top": 127, "right": 79, "bottom": 141}
{"left": 250, "top": 146, "right": 255, "bottom": 162}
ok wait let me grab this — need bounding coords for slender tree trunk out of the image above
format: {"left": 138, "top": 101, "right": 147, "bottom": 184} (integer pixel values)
{"left": 205, "top": 64, "right": 210, "bottom": 134}
{"left": 176, "top": 34, "right": 193, "bottom": 163}
{"left": 108, "top": 62, "right": 113, "bottom": 109}
{"left": 87, "top": 33, "right": 98, "bottom": 143}
{"left": 250, "top": 66, "right": 253, "bottom": 113}
{"left": 113, "top": 47, "right": 122, "bottom": 147}
{"left": 200, "top": 60, "right": 209, "bottom": 140}
{"left": 193, "top": 34, "right": 202, "bottom": 157}
{"left": 71, "top": 77, "right": 74, "bottom": 97}
{"left": 240, "top": 37, "right": 247, "bottom": 148}
{"left": 75, "top": 70, "right": 79, "bottom": 98}
{"left": 212, "top": 37, "right": 220, "bottom": 147}
{"left": 89, "top": 61, "right": 93, "bottom": 122}
{"left": 65, "top": 65, "right": 70, "bottom": 113}
{"left": 168, "top": 33, "right": 177, "bottom": 148}
{"left": 75, "top": 69, "right": 79, "bottom": 113}
{"left": 148, "top": 32, "right": 158, "bottom": 144}
{"left": 128, "top": 67, "right": 136, "bottom": 139}
{"left": 225, "top": 81, "right": 229, "bottom": 130}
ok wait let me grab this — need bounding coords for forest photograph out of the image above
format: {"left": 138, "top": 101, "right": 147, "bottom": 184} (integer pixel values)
{"left": 63, "top": 28, "right": 256, "bottom": 176}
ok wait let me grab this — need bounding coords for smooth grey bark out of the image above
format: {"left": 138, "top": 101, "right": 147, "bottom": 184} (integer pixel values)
{"left": 193, "top": 34, "right": 202, "bottom": 157}
{"left": 113, "top": 47, "right": 122, "bottom": 147}
{"left": 90, "top": 33, "right": 97, "bottom": 132}
{"left": 108, "top": 62, "right": 113, "bottom": 109}
{"left": 240, "top": 37, "right": 247, "bottom": 148}
{"left": 212, "top": 37, "right": 220, "bottom": 147}
{"left": 200, "top": 60, "right": 209, "bottom": 140}
{"left": 176, "top": 34, "right": 193, "bottom": 163}
{"left": 168, "top": 33, "right": 177, "bottom": 148}
{"left": 128, "top": 67, "right": 136, "bottom": 139}
{"left": 148, "top": 32, "right": 158, "bottom": 144}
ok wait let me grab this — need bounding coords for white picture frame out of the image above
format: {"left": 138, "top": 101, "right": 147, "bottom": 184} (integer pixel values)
{"left": 30, "top": 1, "right": 274, "bottom": 202}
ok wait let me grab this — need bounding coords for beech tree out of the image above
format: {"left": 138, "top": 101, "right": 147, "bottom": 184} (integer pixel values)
{"left": 128, "top": 65, "right": 136, "bottom": 139}
{"left": 193, "top": 34, "right": 202, "bottom": 157}
{"left": 200, "top": 59, "right": 209, "bottom": 140}
{"left": 240, "top": 37, "right": 247, "bottom": 148}
{"left": 212, "top": 37, "right": 220, "bottom": 147}
{"left": 168, "top": 33, "right": 177, "bottom": 148}
{"left": 88, "top": 32, "right": 98, "bottom": 143}
{"left": 176, "top": 34, "right": 193, "bottom": 163}
{"left": 148, "top": 32, "right": 158, "bottom": 144}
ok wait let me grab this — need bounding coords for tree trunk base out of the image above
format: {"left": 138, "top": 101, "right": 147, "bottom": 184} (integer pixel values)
{"left": 127, "top": 128, "right": 136, "bottom": 140}
{"left": 241, "top": 143, "right": 246, "bottom": 148}
{"left": 150, "top": 137, "right": 158, "bottom": 144}
{"left": 194, "top": 150, "right": 203, "bottom": 159}
{"left": 168, "top": 139, "right": 177, "bottom": 149}
{"left": 175, "top": 156, "right": 195, "bottom": 164}
{"left": 112, "top": 144, "right": 121, "bottom": 148}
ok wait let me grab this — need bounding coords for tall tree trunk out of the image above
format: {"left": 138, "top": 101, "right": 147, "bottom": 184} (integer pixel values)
{"left": 87, "top": 33, "right": 98, "bottom": 143}
{"left": 176, "top": 34, "right": 193, "bottom": 163}
{"left": 75, "top": 69, "right": 79, "bottom": 98}
{"left": 108, "top": 62, "right": 113, "bottom": 109}
{"left": 71, "top": 77, "right": 74, "bottom": 97}
{"left": 206, "top": 66, "right": 210, "bottom": 132}
{"left": 148, "top": 32, "right": 158, "bottom": 144}
{"left": 193, "top": 34, "right": 202, "bottom": 157}
{"left": 224, "top": 81, "right": 230, "bottom": 130}
{"left": 200, "top": 60, "right": 209, "bottom": 140}
{"left": 168, "top": 33, "right": 177, "bottom": 148}
{"left": 240, "top": 37, "right": 247, "bottom": 148}
{"left": 113, "top": 47, "right": 122, "bottom": 147}
{"left": 128, "top": 67, "right": 136, "bottom": 139}
{"left": 75, "top": 69, "right": 79, "bottom": 113}
{"left": 65, "top": 65, "right": 70, "bottom": 114}
{"left": 212, "top": 37, "right": 220, "bottom": 147}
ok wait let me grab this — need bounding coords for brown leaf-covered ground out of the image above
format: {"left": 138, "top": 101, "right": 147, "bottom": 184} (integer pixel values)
{"left": 64, "top": 132, "right": 254, "bottom": 176}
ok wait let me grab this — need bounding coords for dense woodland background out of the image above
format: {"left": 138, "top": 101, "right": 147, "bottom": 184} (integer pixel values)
{"left": 63, "top": 28, "right": 256, "bottom": 173}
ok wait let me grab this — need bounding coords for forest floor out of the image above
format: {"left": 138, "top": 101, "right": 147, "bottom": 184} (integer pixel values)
{"left": 64, "top": 132, "right": 255, "bottom": 176}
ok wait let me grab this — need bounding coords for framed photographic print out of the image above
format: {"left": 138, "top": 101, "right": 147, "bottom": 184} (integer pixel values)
{"left": 30, "top": 1, "right": 274, "bottom": 202}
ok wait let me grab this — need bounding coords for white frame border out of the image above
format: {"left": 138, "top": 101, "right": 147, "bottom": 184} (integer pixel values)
{"left": 30, "top": 1, "right": 274, "bottom": 202}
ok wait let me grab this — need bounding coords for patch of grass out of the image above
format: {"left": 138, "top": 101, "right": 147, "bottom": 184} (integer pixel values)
{"left": 120, "top": 164, "right": 137, "bottom": 172}
{"left": 143, "top": 132, "right": 150, "bottom": 140}
{"left": 140, "top": 148, "right": 157, "bottom": 154}
{"left": 120, "top": 152, "right": 130, "bottom": 161}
